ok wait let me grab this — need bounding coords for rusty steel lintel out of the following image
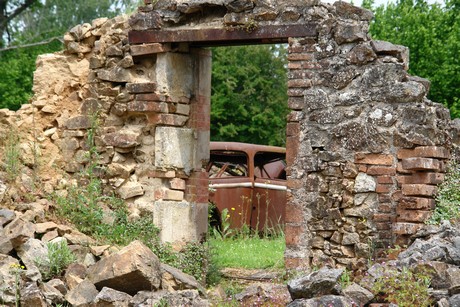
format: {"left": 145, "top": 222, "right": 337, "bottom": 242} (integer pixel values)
{"left": 128, "top": 24, "right": 317, "bottom": 46}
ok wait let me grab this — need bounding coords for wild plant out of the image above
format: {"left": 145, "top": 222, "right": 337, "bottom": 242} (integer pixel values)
{"left": 35, "top": 241, "right": 76, "bottom": 280}
{"left": 371, "top": 262, "right": 433, "bottom": 307}
{"left": 429, "top": 157, "right": 460, "bottom": 224}
{"left": 4, "top": 129, "right": 20, "bottom": 182}
{"left": 9, "top": 263, "right": 25, "bottom": 307}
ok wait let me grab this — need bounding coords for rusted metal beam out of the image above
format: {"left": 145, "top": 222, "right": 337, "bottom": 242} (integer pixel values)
{"left": 128, "top": 24, "right": 317, "bottom": 46}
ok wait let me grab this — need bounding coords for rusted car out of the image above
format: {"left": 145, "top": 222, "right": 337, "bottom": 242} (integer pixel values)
{"left": 207, "top": 142, "right": 287, "bottom": 232}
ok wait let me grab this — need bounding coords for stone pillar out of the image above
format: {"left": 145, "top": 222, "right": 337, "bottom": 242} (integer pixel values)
{"left": 151, "top": 48, "right": 211, "bottom": 245}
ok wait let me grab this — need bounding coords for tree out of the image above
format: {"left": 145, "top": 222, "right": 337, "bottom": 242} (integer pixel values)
{"left": 8, "top": 0, "right": 141, "bottom": 44}
{"left": 0, "top": 0, "right": 141, "bottom": 110}
{"left": 366, "top": 0, "right": 460, "bottom": 117}
{"left": 0, "top": 0, "right": 37, "bottom": 47}
{"left": 211, "top": 45, "right": 289, "bottom": 146}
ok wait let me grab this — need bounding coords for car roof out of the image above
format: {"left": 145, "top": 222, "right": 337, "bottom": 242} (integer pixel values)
{"left": 210, "top": 141, "right": 286, "bottom": 155}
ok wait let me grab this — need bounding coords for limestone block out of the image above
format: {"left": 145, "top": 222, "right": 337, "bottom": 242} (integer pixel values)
{"left": 117, "top": 181, "right": 145, "bottom": 199}
{"left": 153, "top": 201, "right": 208, "bottom": 243}
{"left": 344, "top": 193, "right": 378, "bottom": 217}
{"left": 353, "top": 173, "right": 376, "bottom": 193}
{"left": 155, "top": 52, "right": 193, "bottom": 97}
{"left": 155, "top": 127, "right": 196, "bottom": 174}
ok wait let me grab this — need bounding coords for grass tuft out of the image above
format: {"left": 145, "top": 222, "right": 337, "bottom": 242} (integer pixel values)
{"left": 210, "top": 235, "right": 285, "bottom": 269}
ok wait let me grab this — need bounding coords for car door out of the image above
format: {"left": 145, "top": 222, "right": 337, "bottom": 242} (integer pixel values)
{"left": 208, "top": 149, "right": 253, "bottom": 229}
{"left": 251, "top": 151, "right": 287, "bottom": 232}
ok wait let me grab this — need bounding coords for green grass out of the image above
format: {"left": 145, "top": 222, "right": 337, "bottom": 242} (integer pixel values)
{"left": 210, "top": 236, "right": 285, "bottom": 269}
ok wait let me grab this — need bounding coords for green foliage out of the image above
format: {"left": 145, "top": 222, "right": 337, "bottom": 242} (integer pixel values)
{"left": 174, "top": 242, "right": 209, "bottom": 283}
{"left": 212, "top": 208, "right": 234, "bottom": 240}
{"left": 339, "top": 268, "right": 352, "bottom": 288}
{"left": 9, "top": 263, "right": 25, "bottom": 307}
{"left": 0, "top": 0, "right": 142, "bottom": 110}
{"left": 368, "top": 0, "right": 460, "bottom": 117}
{"left": 429, "top": 158, "right": 460, "bottom": 224}
{"left": 211, "top": 45, "right": 289, "bottom": 146}
{"left": 8, "top": 0, "right": 141, "bottom": 44}
{"left": 209, "top": 235, "right": 285, "bottom": 269}
{"left": 371, "top": 263, "right": 433, "bottom": 307}
{"left": 35, "top": 241, "right": 76, "bottom": 281}
{"left": 0, "top": 41, "right": 62, "bottom": 110}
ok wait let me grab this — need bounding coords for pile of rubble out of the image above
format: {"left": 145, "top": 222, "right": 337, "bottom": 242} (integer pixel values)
{"left": 287, "top": 220, "right": 460, "bottom": 306}
{"left": 0, "top": 203, "right": 208, "bottom": 306}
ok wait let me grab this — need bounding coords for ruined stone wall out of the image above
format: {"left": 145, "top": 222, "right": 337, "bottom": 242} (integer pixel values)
{"left": 1, "top": 14, "right": 210, "bottom": 246}
{"left": 0, "top": 0, "right": 457, "bottom": 269}
{"left": 282, "top": 3, "right": 452, "bottom": 269}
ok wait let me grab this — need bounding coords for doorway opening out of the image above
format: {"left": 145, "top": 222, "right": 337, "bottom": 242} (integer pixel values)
{"left": 205, "top": 44, "right": 289, "bottom": 272}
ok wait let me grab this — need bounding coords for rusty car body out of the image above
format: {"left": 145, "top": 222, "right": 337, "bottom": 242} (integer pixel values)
{"left": 207, "top": 142, "right": 287, "bottom": 231}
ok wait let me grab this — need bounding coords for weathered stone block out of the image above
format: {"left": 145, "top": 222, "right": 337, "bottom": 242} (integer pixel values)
{"left": 126, "top": 82, "right": 157, "bottom": 93}
{"left": 354, "top": 173, "right": 376, "bottom": 193}
{"left": 102, "top": 130, "right": 141, "bottom": 148}
{"left": 130, "top": 43, "right": 171, "bottom": 56}
{"left": 393, "top": 222, "right": 423, "bottom": 235}
{"left": 371, "top": 40, "right": 409, "bottom": 66}
{"left": 88, "top": 241, "right": 161, "bottom": 295}
{"left": 156, "top": 52, "right": 193, "bottom": 97}
{"left": 155, "top": 127, "right": 196, "bottom": 174}
{"left": 127, "top": 100, "right": 168, "bottom": 113}
{"left": 65, "top": 116, "right": 91, "bottom": 130}
{"left": 153, "top": 201, "right": 207, "bottom": 243}
{"left": 170, "top": 178, "right": 186, "bottom": 190}
{"left": 129, "top": 11, "right": 163, "bottom": 30}
{"left": 117, "top": 182, "right": 144, "bottom": 199}
{"left": 334, "top": 22, "right": 366, "bottom": 45}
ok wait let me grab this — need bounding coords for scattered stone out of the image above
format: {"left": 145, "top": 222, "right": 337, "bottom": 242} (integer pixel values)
{"left": 288, "top": 295, "right": 355, "bottom": 307}
{"left": 161, "top": 263, "right": 206, "bottom": 295}
{"left": 287, "top": 268, "right": 343, "bottom": 300}
{"left": 0, "top": 208, "right": 15, "bottom": 226}
{"left": 342, "top": 282, "right": 374, "bottom": 306}
{"left": 87, "top": 240, "right": 161, "bottom": 295}
{"left": 65, "top": 279, "right": 99, "bottom": 307}
{"left": 20, "top": 282, "right": 47, "bottom": 307}
{"left": 93, "top": 287, "right": 133, "bottom": 306}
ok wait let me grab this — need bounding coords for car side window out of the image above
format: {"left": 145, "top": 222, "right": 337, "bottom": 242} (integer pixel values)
{"left": 254, "top": 151, "right": 286, "bottom": 180}
{"left": 208, "top": 151, "right": 248, "bottom": 178}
